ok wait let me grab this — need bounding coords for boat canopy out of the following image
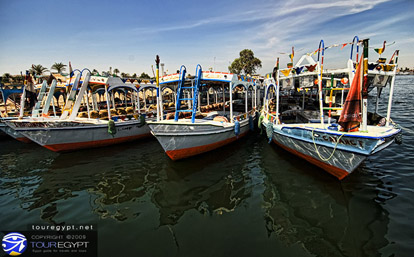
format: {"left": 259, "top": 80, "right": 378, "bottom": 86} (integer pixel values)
{"left": 160, "top": 70, "right": 257, "bottom": 90}
{"left": 0, "top": 84, "right": 24, "bottom": 103}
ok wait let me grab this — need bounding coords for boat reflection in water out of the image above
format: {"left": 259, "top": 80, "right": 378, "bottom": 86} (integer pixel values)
{"left": 261, "top": 141, "right": 391, "bottom": 257}
{"left": 0, "top": 133, "right": 395, "bottom": 256}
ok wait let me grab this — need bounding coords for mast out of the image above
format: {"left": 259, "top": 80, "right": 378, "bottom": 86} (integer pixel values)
{"left": 273, "top": 58, "right": 280, "bottom": 124}
{"left": 386, "top": 50, "right": 399, "bottom": 126}
{"left": 230, "top": 81, "right": 233, "bottom": 123}
{"left": 317, "top": 40, "right": 325, "bottom": 126}
{"left": 348, "top": 36, "right": 359, "bottom": 85}
{"left": 361, "top": 39, "right": 369, "bottom": 132}
{"left": 155, "top": 55, "right": 162, "bottom": 121}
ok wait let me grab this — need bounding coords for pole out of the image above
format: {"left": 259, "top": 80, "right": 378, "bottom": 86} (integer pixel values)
{"left": 317, "top": 40, "right": 325, "bottom": 127}
{"left": 386, "top": 50, "right": 398, "bottom": 126}
{"left": 222, "top": 85, "right": 225, "bottom": 113}
{"left": 230, "top": 83, "right": 233, "bottom": 122}
{"left": 328, "top": 74, "right": 334, "bottom": 124}
{"left": 361, "top": 39, "right": 369, "bottom": 131}
{"left": 245, "top": 85, "right": 248, "bottom": 114}
{"left": 105, "top": 84, "right": 111, "bottom": 120}
{"left": 19, "top": 85, "right": 26, "bottom": 118}
{"left": 155, "top": 55, "right": 161, "bottom": 121}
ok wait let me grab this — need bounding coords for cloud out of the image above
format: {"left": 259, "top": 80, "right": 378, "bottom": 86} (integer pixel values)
{"left": 277, "top": 0, "right": 391, "bottom": 16}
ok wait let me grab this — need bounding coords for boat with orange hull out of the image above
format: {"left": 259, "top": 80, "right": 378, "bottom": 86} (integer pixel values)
{"left": 148, "top": 63, "right": 259, "bottom": 160}
{"left": 7, "top": 69, "right": 155, "bottom": 152}
{"left": 261, "top": 37, "right": 402, "bottom": 179}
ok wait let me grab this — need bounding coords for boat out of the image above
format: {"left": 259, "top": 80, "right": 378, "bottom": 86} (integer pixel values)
{"left": 6, "top": 69, "right": 155, "bottom": 152}
{"left": 261, "top": 37, "right": 402, "bottom": 180}
{"left": 0, "top": 81, "right": 32, "bottom": 142}
{"left": 148, "top": 64, "right": 260, "bottom": 160}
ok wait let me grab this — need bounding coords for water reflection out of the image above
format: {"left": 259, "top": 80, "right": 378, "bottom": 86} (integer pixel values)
{"left": 261, "top": 141, "right": 390, "bottom": 257}
{"left": 0, "top": 135, "right": 256, "bottom": 227}
{"left": 152, "top": 136, "right": 255, "bottom": 226}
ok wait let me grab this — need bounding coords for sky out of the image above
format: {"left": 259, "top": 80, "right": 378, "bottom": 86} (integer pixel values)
{"left": 0, "top": 0, "right": 413, "bottom": 76}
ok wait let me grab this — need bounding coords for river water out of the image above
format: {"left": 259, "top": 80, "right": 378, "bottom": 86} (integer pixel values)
{"left": 1, "top": 76, "right": 413, "bottom": 257}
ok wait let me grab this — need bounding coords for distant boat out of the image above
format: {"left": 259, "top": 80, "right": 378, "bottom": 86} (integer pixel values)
{"left": 0, "top": 82, "right": 31, "bottom": 142}
{"left": 261, "top": 37, "right": 402, "bottom": 179}
{"left": 6, "top": 70, "right": 155, "bottom": 152}
{"left": 148, "top": 64, "right": 260, "bottom": 160}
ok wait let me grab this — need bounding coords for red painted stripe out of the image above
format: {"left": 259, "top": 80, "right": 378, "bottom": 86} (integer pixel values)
{"left": 16, "top": 137, "right": 32, "bottom": 143}
{"left": 43, "top": 133, "right": 151, "bottom": 152}
{"left": 273, "top": 138, "right": 350, "bottom": 180}
{"left": 165, "top": 131, "right": 249, "bottom": 160}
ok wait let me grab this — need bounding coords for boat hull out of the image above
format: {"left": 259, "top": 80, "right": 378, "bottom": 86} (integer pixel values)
{"left": 7, "top": 119, "right": 151, "bottom": 152}
{"left": 0, "top": 121, "right": 31, "bottom": 143}
{"left": 272, "top": 132, "right": 365, "bottom": 179}
{"left": 149, "top": 119, "right": 250, "bottom": 160}
{"left": 266, "top": 122, "right": 400, "bottom": 180}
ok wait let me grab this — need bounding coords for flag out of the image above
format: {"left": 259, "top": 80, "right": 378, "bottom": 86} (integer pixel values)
{"left": 374, "top": 41, "right": 386, "bottom": 55}
{"left": 305, "top": 64, "right": 317, "bottom": 72}
{"left": 69, "top": 61, "right": 73, "bottom": 76}
{"left": 281, "top": 69, "right": 291, "bottom": 77}
{"left": 288, "top": 46, "right": 294, "bottom": 61}
{"left": 294, "top": 66, "right": 304, "bottom": 75}
{"left": 338, "top": 55, "right": 363, "bottom": 132}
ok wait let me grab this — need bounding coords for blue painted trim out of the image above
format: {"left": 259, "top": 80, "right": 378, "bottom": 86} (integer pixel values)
{"left": 280, "top": 126, "right": 401, "bottom": 140}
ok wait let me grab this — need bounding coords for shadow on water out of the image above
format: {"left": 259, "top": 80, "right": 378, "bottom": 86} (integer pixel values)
{"left": 260, "top": 132, "right": 393, "bottom": 257}
{"left": 1, "top": 134, "right": 255, "bottom": 225}
{"left": 152, "top": 135, "right": 254, "bottom": 226}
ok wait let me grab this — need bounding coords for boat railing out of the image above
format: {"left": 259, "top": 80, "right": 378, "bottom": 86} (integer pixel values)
{"left": 262, "top": 109, "right": 280, "bottom": 125}
{"left": 232, "top": 108, "right": 256, "bottom": 122}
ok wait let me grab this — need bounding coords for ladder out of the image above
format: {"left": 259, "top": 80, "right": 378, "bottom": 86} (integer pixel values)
{"left": 60, "top": 73, "right": 81, "bottom": 119}
{"left": 68, "top": 72, "right": 91, "bottom": 120}
{"left": 31, "top": 80, "right": 48, "bottom": 117}
{"left": 41, "top": 79, "right": 57, "bottom": 116}
{"left": 174, "top": 64, "right": 202, "bottom": 123}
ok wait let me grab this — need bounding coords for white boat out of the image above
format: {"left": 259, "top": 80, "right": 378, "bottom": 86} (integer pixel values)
{"left": 148, "top": 64, "right": 260, "bottom": 160}
{"left": 6, "top": 69, "right": 154, "bottom": 152}
{"left": 261, "top": 38, "right": 402, "bottom": 179}
{"left": 0, "top": 82, "right": 31, "bottom": 142}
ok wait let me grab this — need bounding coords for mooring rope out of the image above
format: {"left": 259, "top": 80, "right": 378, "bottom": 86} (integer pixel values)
{"left": 311, "top": 129, "right": 346, "bottom": 162}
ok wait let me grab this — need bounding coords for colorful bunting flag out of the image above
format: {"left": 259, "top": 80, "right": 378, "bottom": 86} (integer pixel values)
{"left": 305, "top": 64, "right": 317, "bottom": 72}
{"left": 281, "top": 69, "right": 291, "bottom": 77}
{"left": 294, "top": 66, "right": 304, "bottom": 75}
{"left": 374, "top": 41, "right": 386, "bottom": 55}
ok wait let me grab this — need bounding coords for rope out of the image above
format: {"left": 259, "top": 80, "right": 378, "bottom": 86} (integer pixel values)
{"left": 391, "top": 121, "right": 403, "bottom": 145}
{"left": 311, "top": 129, "right": 346, "bottom": 162}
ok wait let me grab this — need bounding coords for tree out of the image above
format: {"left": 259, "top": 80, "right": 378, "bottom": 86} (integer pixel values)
{"left": 113, "top": 68, "right": 120, "bottom": 76}
{"left": 2, "top": 73, "right": 11, "bottom": 83}
{"left": 121, "top": 72, "right": 127, "bottom": 78}
{"left": 51, "top": 62, "right": 66, "bottom": 74}
{"left": 132, "top": 73, "right": 137, "bottom": 78}
{"left": 30, "top": 64, "right": 48, "bottom": 76}
{"left": 228, "top": 49, "right": 262, "bottom": 75}
{"left": 140, "top": 72, "right": 150, "bottom": 79}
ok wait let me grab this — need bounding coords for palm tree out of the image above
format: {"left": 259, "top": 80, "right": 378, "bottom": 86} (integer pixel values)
{"left": 120, "top": 72, "right": 127, "bottom": 78}
{"left": 30, "top": 64, "right": 48, "bottom": 77}
{"left": 113, "top": 68, "right": 120, "bottom": 76}
{"left": 51, "top": 62, "right": 67, "bottom": 74}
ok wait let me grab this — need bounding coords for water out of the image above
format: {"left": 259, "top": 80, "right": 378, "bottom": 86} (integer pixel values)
{"left": 1, "top": 76, "right": 413, "bottom": 257}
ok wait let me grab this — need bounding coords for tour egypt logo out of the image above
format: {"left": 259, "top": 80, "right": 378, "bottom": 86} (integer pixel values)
{"left": 2, "top": 232, "right": 27, "bottom": 256}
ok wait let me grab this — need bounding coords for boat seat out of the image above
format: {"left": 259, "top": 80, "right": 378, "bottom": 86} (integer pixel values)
{"left": 213, "top": 116, "right": 229, "bottom": 123}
